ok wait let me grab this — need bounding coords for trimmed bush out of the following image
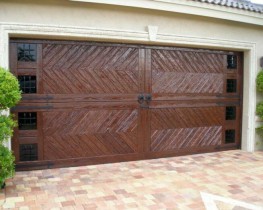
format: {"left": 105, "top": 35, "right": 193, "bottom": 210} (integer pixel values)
{"left": 256, "top": 70, "right": 263, "bottom": 143}
{"left": 256, "top": 101, "right": 263, "bottom": 120}
{"left": 0, "top": 67, "right": 21, "bottom": 187}
{"left": 256, "top": 126, "right": 263, "bottom": 138}
{"left": 0, "top": 145, "right": 15, "bottom": 188}
{"left": 0, "top": 115, "right": 17, "bottom": 144}
{"left": 0, "top": 67, "right": 21, "bottom": 109}
{"left": 256, "top": 71, "right": 263, "bottom": 93}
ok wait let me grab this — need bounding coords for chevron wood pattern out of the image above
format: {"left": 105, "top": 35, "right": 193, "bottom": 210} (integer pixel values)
{"left": 151, "top": 107, "right": 224, "bottom": 130}
{"left": 152, "top": 49, "right": 224, "bottom": 94}
{"left": 151, "top": 126, "right": 222, "bottom": 152}
{"left": 42, "top": 44, "right": 139, "bottom": 94}
{"left": 150, "top": 107, "right": 224, "bottom": 152}
{"left": 9, "top": 40, "right": 242, "bottom": 170}
{"left": 152, "top": 49, "right": 224, "bottom": 73}
{"left": 152, "top": 72, "right": 224, "bottom": 94}
{"left": 43, "top": 109, "right": 139, "bottom": 160}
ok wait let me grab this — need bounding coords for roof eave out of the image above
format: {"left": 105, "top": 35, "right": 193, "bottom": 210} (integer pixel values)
{"left": 70, "top": 0, "right": 263, "bottom": 27}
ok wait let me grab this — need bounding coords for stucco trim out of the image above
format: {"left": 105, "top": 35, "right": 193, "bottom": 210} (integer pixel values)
{"left": 0, "top": 22, "right": 257, "bottom": 152}
{"left": 70, "top": 0, "right": 263, "bottom": 26}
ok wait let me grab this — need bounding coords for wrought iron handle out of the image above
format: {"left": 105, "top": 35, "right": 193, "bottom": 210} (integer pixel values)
{"left": 137, "top": 94, "right": 144, "bottom": 104}
{"left": 145, "top": 94, "right": 152, "bottom": 102}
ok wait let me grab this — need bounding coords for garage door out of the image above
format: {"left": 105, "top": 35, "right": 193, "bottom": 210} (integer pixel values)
{"left": 10, "top": 40, "right": 242, "bottom": 170}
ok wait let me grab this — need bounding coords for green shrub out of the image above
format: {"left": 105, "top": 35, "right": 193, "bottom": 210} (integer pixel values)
{"left": 256, "top": 125, "right": 263, "bottom": 138}
{"left": 256, "top": 70, "right": 263, "bottom": 147}
{"left": 0, "top": 67, "right": 21, "bottom": 187}
{"left": 0, "top": 115, "right": 17, "bottom": 144}
{"left": 257, "top": 71, "right": 263, "bottom": 93}
{"left": 256, "top": 101, "right": 263, "bottom": 120}
{"left": 0, "top": 144, "right": 15, "bottom": 188}
{"left": 0, "top": 67, "right": 21, "bottom": 109}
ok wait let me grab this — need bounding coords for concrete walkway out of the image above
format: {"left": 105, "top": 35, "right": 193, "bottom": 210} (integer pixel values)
{"left": 1, "top": 150, "right": 263, "bottom": 210}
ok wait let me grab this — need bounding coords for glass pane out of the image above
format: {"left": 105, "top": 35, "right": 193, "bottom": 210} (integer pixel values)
{"left": 225, "top": 130, "right": 235, "bottom": 144}
{"left": 227, "top": 79, "right": 237, "bottom": 93}
{"left": 17, "top": 43, "right": 37, "bottom": 62}
{"left": 227, "top": 55, "right": 237, "bottom": 69}
{"left": 20, "top": 144, "right": 38, "bottom": 161}
{"left": 226, "top": 106, "right": 236, "bottom": 120}
{"left": 18, "top": 75, "right": 37, "bottom": 94}
{"left": 18, "top": 112, "right": 37, "bottom": 130}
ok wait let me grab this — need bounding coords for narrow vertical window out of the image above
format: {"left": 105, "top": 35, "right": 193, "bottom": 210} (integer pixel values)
{"left": 227, "top": 79, "right": 237, "bottom": 93}
{"left": 225, "top": 130, "right": 235, "bottom": 144}
{"left": 227, "top": 55, "right": 237, "bottom": 69}
{"left": 226, "top": 106, "right": 236, "bottom": 120}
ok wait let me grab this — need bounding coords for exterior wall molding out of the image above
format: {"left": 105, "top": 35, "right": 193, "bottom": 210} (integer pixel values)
{"left": 147, "top": 25, "right": 158, "bottom": 41}
{"left": 70, "top": 0, "right": 263, "bottom": 26}
{"left": 0, "top": 22, "right": 257, "bottom": 152}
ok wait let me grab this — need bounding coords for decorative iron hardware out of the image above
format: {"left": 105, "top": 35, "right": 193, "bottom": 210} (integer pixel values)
{"left": 140, "top": 104, "right": 149, "bottom": 109}
{"left": 145, "top": 94, "right": 152, "bottom": 102}
{"left": 21, "top": 95, "right": 53, "bottom": 100}
{"left": 11, "top": 105, "right": 53, "bottom": 111}
{"left": 137, "top": 94, "right": 144, "bottom": 104}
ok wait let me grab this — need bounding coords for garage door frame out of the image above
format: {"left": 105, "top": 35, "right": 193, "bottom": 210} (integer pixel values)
{"left": 0, "top": 23, "right": 257, "bottom": 160}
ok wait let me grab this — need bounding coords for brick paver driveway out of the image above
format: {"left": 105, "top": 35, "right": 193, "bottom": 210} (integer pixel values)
{"left": 1, "top": 150, "right": 263, "bottom": 210}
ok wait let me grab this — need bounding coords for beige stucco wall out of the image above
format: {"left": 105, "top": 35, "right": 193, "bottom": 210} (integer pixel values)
{"left": 0, "top": 0, "right": 263, "bottom": 150}
{"left": 0, "top": 0, "right": 263, "bottom": 44}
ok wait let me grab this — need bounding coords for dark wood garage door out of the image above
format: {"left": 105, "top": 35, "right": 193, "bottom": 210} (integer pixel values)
{"left": 10, "top": 40, "right": 242, "bottom": 170}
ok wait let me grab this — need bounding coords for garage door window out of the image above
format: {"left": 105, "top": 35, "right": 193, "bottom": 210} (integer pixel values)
{"left": 227, "top": 55, "right": 237, "bottom": 69}
{"left": 18, "top": 75, "right": 37, "bottom": 94}
{"left": 18, "top": 112, "right": 37, "bottom": 130}
{"left": 17, "top": 43, "right": 37, "bottom": 62}
{"left": 226, "top": 106, "right": 236, "bottom": 120}
{"left": 225, "top": 130, "right": 235, "bottom": 144}
{"left": 226, "top": 79, "right": 237, "bottom": 93}
{"left": 19, "top": 144, "right": 38, "bottom": 161}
